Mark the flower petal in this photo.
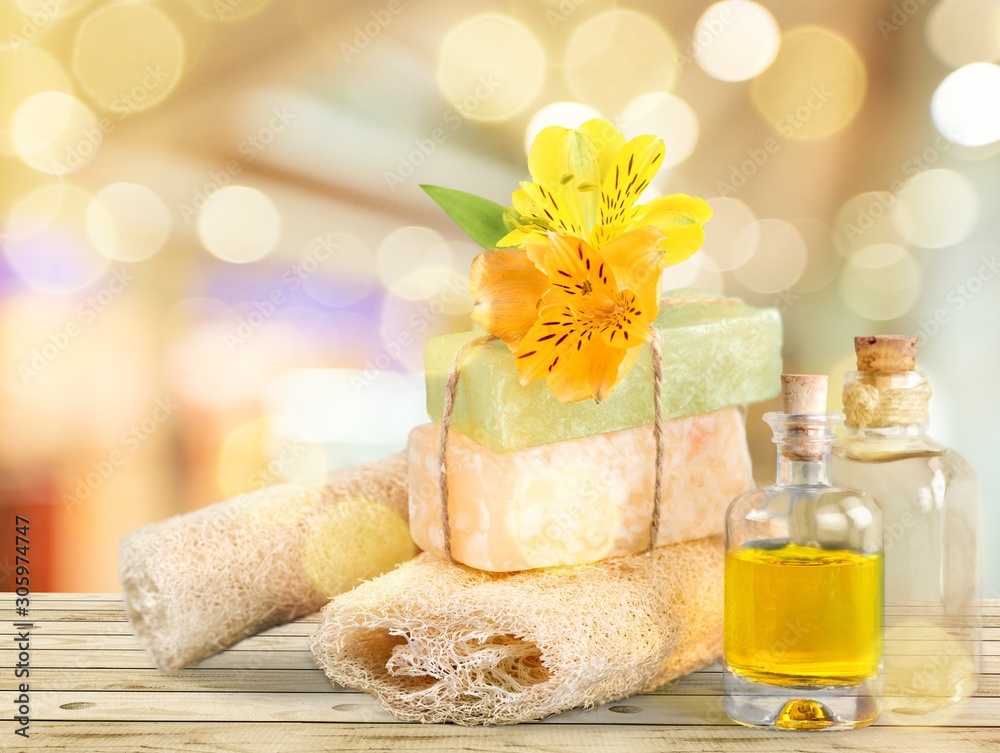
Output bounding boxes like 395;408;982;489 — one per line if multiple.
544;336;627;403
539;234;618;315
633;194;713;267
470;249;549;349
598;289;655;349
576;119;627;180
597;226;665;316
520;181;589;239
599;134;665;227
528;125;607;232
513;303;583;384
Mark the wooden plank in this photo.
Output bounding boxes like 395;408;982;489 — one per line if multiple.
0;649;321;670
24;633;311;651
10;722;999;753
0;608;323;623
0;619;318;636
4;650;1000;676
4;665;998;700
20;689;1000;727
4;722;1000;753
0;667;346;693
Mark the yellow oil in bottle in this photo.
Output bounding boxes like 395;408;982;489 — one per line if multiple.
725;543;882;687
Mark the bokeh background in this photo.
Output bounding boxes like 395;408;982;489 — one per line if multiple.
0;0;997;593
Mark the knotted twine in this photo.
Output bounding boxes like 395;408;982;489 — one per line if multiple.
436;295;740;561
842;380;932;429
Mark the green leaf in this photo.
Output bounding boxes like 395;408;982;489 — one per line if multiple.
421;185;510;249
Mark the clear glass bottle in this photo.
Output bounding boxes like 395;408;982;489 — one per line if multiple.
724;374;883;731
832;335;981;715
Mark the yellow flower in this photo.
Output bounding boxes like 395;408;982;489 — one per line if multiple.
499;118;711;266
471;229;663;403
468;119;712;403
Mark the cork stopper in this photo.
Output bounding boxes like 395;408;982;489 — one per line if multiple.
781;374;828;415
855;335;917;372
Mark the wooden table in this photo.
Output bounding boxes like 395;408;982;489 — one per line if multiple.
2;594;998;752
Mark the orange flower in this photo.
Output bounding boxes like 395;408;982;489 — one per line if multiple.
472;230;662;402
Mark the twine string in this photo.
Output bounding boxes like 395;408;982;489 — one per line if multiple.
438;334;497;559
647;327;664;553
843;381;932;429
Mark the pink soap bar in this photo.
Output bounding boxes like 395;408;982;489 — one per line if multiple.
408;407;752;571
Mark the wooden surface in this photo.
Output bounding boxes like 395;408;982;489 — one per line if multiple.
1;594;998;752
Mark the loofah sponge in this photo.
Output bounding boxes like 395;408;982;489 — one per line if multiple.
311;536;723;725
120;453;417;672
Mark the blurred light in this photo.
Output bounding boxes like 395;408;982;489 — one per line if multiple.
833;191;905;257
839;244;923;320
376;226;453;300
694;1;780;82
86;183;172;262
790;218;841;293
216;417;328;499
183;0;272;23
437;14;546;122
15;0;92;17
217;418;278;499
524;101;602;154
700;197;758;271
619;92;699;169
564;9;679;115
197;186;281;263
73;3;185;113
0;45;71;155
299;232;378;308
931;63;1000;146
12;91;101;175
733;219;807;293
167;317;308;407
752;26;866;141
827;352;860;413
3;183;110;293
266;368;426;445
379;294;466;371
951;139;1000;161
510;0;616;51
926;0;1000;69
441;240;478;315
662;252;724;294
891;169;979;249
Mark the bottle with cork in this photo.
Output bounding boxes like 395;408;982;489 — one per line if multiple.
724;374;883;731
832;335;982;714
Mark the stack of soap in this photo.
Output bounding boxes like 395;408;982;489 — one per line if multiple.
425;290;783;452
410;408;751;571
413;292;783;571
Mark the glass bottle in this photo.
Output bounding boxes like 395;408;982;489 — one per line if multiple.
724;374;883;731
832;335;981;715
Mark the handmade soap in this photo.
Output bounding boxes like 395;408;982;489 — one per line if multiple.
409;407;752;571
425;290;782;452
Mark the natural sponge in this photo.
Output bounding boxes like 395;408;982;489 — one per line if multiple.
120;453;416;672
310;536;723;725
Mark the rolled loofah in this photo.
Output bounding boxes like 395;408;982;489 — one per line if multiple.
120;453;417;672
310;536;723;725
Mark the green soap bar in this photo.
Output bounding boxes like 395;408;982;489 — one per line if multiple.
425;289;783;452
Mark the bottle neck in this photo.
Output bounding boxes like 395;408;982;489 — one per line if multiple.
842;370;931;434
775;443;832;487
764;411;842;488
